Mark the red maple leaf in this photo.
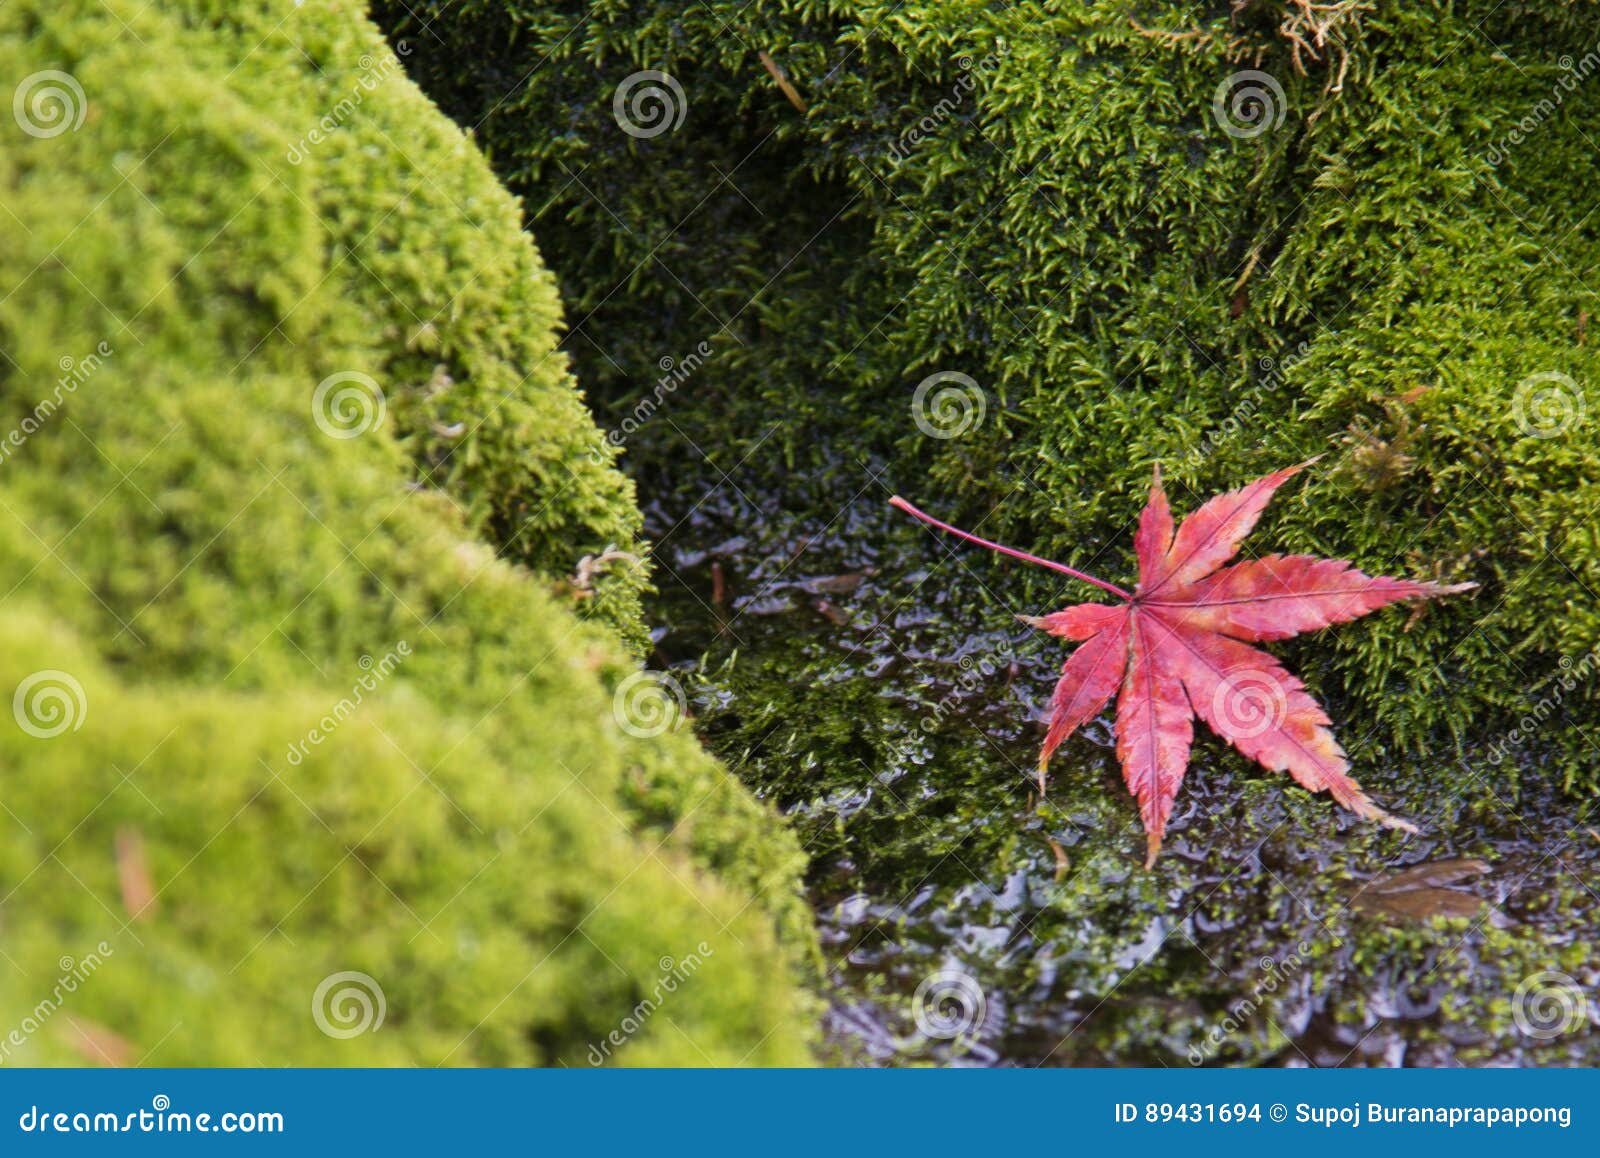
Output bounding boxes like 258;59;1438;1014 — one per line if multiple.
890;461;1476;867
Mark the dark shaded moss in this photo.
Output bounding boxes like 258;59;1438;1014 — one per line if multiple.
380;0;1600;782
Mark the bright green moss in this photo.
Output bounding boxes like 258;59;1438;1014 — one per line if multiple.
0;0;814;1064
380;0;1600;784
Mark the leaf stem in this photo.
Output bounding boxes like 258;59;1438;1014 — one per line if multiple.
888;496;1133;601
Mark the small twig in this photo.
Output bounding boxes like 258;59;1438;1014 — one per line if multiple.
61;1018;136;1067
116;826;156;921
1048;838;1070;882
573;546;643;594
758;50;807;113
1231;244;1264;294
1128;17;1213;50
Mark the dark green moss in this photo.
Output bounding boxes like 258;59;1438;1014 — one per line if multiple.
379;0;1600;783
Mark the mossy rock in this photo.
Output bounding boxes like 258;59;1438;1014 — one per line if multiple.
0;0;814;1064
640;482;1600;1066
379;0;1600;784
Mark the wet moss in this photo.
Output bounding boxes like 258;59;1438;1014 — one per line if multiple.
640;475;1597;1065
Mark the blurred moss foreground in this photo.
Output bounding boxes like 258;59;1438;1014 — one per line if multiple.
380;0;1600;785
0;0;814;1064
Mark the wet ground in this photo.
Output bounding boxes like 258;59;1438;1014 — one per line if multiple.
639;453;1600;1067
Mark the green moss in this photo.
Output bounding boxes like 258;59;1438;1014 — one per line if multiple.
379;0;1600;784
0;0;813;1064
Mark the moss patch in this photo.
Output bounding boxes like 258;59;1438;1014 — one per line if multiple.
0;0;813;1064
642;477;1599;1065
380;0;1600;782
